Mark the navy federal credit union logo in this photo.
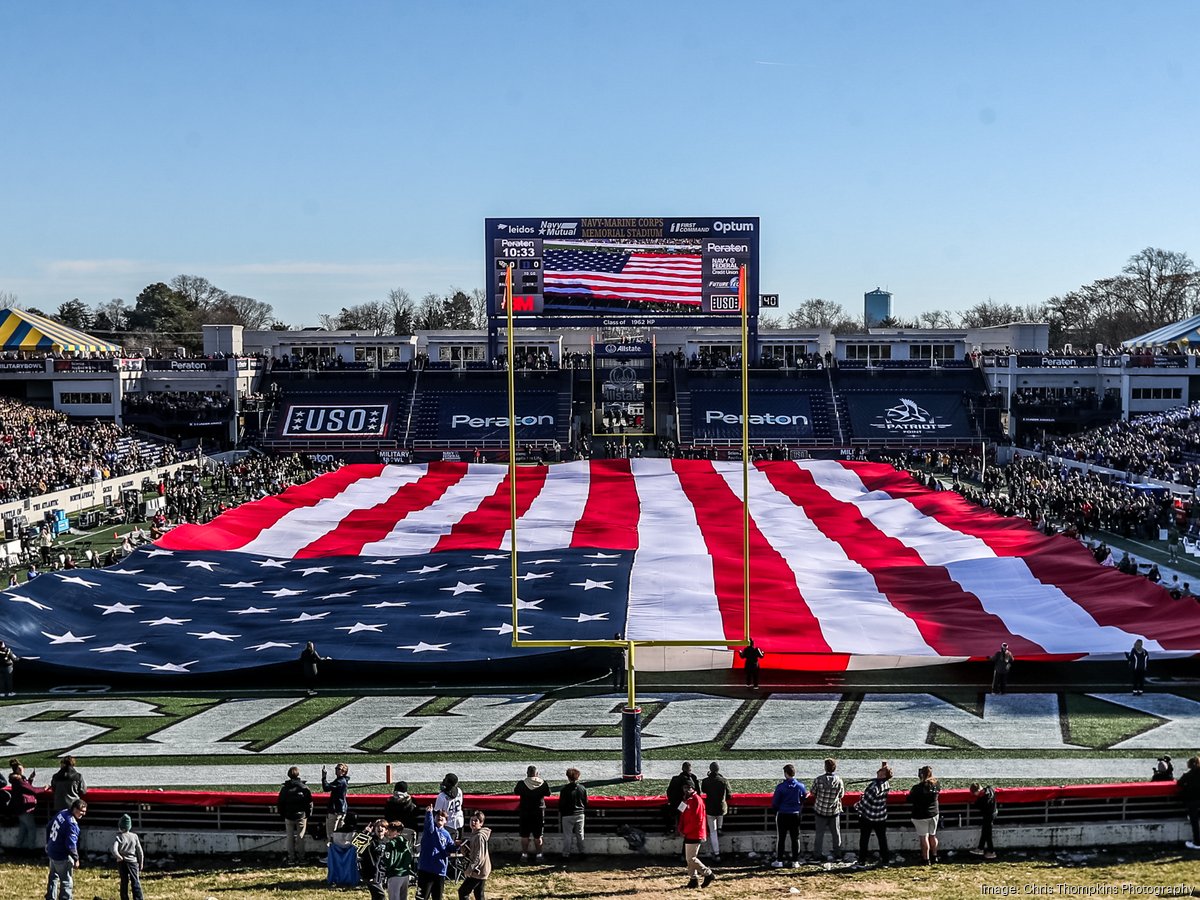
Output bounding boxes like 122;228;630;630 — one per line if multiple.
283;404;390;437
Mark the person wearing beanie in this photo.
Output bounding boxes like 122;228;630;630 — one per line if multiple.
434;773;464;839
111;813;145;900
384;780;420;843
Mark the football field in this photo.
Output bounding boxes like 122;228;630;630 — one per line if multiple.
4;680;1196;793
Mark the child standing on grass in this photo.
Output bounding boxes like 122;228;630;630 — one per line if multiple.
111;813;145;900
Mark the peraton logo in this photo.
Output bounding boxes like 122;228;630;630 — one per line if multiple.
870;398;952;432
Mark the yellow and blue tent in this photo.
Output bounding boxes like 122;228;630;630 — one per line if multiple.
0;308;120;354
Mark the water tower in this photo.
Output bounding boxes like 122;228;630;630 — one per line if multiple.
864;287;892;328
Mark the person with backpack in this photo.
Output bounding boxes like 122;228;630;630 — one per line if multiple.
277;765;313;865
968;783;998;859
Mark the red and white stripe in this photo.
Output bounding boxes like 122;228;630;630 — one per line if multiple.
158;459;1200;663
544;252;703;305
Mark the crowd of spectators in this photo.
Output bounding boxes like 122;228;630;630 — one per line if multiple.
0;399;183;501
122;390;234;422
1036;402;1200;486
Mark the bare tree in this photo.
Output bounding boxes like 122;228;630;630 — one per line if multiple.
470;288;488;328
786;298;860;333
0;291;17;309
386;288;415;335
226;295;277;330
916;309;957;329
1121;247;1199;329
415;292;447;330
170;274;229;312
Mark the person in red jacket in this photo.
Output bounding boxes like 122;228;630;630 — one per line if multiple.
678;782;715;889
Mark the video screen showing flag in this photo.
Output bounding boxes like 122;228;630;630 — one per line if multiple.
543;244;703;310
486;217;759;328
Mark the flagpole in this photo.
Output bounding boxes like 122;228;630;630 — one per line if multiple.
505;266;520;642
740;263;751;645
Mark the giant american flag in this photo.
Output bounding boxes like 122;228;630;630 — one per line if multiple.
543;247;702;305
2;459;1196;676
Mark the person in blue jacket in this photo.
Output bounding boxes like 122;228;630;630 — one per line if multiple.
770;764;807;868
417;804;455;900
45;799;87;900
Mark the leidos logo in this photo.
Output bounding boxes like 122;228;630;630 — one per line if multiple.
497;223;535;235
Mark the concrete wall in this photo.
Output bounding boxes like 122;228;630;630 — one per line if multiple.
9;819;1183;859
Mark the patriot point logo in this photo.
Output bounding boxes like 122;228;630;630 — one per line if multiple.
870;398;951;432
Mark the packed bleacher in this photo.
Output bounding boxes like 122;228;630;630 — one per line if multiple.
1036;401;1200;485
122;390;234;422
0;399;184;501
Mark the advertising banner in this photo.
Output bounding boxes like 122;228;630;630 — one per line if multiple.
844;392;973;440
281;403;392;438
689;390;815;440
436;393;559;441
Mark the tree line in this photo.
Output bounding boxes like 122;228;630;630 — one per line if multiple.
2;247;1196;352
763;247;1200;348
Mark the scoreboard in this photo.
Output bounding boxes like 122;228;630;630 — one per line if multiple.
486;217;760;329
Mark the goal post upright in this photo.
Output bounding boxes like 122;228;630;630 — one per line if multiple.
505;263;754;779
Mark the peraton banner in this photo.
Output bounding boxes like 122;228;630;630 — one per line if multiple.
437;395;559;441
690;391;815;439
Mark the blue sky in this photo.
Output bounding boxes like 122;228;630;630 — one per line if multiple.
1;1;1197;327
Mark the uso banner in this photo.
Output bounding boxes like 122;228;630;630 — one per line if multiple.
282;403;392;438
844;392;972;440
436;393;559;441
690;390;815;440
